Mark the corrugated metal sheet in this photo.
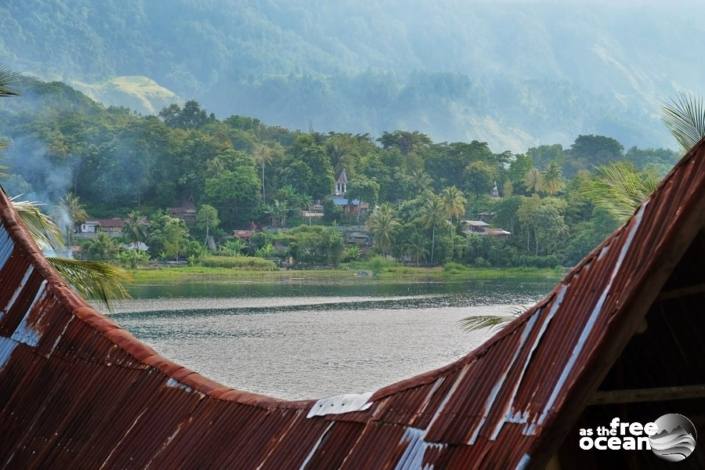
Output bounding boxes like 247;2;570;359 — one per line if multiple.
2;140;705;469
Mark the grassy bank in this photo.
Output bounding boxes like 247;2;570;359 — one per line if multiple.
126;264;565;285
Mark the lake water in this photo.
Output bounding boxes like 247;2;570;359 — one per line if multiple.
106;280;554;400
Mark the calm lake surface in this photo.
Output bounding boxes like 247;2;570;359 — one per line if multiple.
106;279;554;400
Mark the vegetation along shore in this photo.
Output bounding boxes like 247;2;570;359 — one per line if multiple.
125;263;565;286
0;76;683;298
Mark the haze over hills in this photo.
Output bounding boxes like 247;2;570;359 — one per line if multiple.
1;0;703;151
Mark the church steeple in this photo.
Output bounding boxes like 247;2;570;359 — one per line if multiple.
335;168;348;196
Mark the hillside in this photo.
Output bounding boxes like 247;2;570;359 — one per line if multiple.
71;76;181;115
1;0;701;151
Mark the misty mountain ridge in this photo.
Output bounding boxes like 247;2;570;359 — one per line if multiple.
2;0;704;151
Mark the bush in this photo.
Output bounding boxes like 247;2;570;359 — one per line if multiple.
117;249;150;268
81;233;120;261
255;243;274;258
443;261;468;273
218;239;247;256
199;255;277;270
248;231;274;255
342;245;362;262
185;240;207;261
277;225;344;266
366;255;398;276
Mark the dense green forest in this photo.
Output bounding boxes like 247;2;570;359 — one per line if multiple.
0;77;679;269
1;0;704;150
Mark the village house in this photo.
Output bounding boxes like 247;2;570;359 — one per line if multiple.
95;218;125;235
232;229;255;241
331;196;369;216
462;219;490;234
301;202;324;221
77;218;126;238
168;200;197;224
330;168;370;216
78;220;99;234
461;219;511;238
340;225;372;247
123;241;149;252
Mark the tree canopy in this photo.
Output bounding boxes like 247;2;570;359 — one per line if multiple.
0;76;682;270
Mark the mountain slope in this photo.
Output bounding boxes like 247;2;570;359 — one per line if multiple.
71;76;181;115
1;0;702;151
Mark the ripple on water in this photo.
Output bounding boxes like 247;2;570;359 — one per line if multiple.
109;281;552;399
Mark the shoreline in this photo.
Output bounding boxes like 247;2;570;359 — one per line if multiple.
125;265;565;286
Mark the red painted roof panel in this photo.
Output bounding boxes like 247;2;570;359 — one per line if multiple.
2;141;705;468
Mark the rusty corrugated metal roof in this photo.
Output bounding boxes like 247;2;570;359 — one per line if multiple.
2;140;705;469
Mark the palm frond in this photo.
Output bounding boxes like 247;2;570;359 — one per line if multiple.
461;306;527;333
48;257;131;309
11;198;129;308
0;67;19;97
460;315;513;332
1;137;8;178
663;93;705;151
11;197;64;249
579;163;659;221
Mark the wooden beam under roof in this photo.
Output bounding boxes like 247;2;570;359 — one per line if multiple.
589;384;705;405
657;283;705;301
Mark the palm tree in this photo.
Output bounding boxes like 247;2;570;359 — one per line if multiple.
195;205;219;246
62;192;87;223
523;168;544;195
441;186;466;258
1;69;129;307
83;233;120;260
542;162;564;195
60;192;87;245
253;144;275;202
265;199;288;228
418;192;448;264
409;170;433;194
663;93;705;151
462;94;705;335
122;211;146;247
441;186;466;223
367;204;399;256
403;231;428;266
516;195;541;253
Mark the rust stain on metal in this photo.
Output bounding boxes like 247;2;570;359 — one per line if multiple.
2;141;705;468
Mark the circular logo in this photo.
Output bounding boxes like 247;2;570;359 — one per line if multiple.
649;413;697;462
